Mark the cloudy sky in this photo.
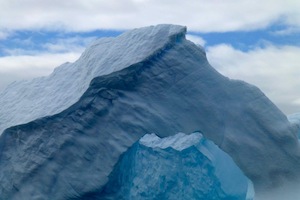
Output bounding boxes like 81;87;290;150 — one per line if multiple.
1;0;300;114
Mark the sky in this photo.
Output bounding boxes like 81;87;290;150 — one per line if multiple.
1;0;300;114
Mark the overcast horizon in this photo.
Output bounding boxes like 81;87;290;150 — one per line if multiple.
1;0;300;114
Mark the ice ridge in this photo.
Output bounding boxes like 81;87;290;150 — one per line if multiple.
0;24;187;134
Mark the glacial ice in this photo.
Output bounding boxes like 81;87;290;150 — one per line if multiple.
0;24;299;199
97;132;249;199
0;25;186;134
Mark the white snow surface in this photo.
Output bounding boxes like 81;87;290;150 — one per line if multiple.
0;24;186;134
140;132;202;151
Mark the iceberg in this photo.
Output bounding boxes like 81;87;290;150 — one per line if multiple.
0;24;299;199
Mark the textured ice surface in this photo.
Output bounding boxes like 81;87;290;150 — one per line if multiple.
0;24;185;134
140;133;254;199
0;24;299;199
97;132;248;200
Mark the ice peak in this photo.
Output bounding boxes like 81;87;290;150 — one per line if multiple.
0;24;187;134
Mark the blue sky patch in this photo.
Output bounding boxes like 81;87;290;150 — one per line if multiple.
1;24;299;58
0;30;123;56
189;24;300;51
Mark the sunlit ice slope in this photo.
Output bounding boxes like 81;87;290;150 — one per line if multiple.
0;24;185;134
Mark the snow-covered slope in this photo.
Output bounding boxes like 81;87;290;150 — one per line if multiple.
0;24;299;199
0;24;185;134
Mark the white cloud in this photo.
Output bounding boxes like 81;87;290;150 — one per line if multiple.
42;36;96;53
0;30;10;40
206;44;300;114
0;35;96;90
0;53;81;90
186;34;206;47
0;0;300;33
2;35;95;57
271;26;300;35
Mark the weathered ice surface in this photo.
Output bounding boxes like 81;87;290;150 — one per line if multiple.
95;132;248;200
0;25;185;134
0;24;299;199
